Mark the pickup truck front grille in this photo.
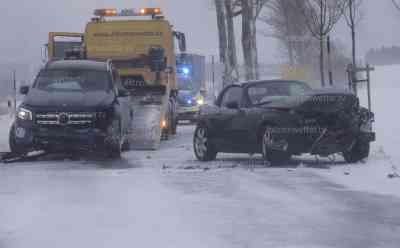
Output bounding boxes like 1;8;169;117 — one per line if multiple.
36;112;95;126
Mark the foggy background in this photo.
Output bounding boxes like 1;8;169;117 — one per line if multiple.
0;0;399;96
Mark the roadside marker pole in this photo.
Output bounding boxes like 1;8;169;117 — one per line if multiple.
212;55;216;99
366;64;372;112
327;36;333;86
13;70;17;115
347;64;374;112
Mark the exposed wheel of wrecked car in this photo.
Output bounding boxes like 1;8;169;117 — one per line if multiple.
262;126;291;165
9;124;29;157
343;138;370;163
193;125;217;161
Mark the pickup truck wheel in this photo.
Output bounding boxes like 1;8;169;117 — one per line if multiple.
262;127;291;166
121;139;130;152
343;139;370;163
108;121;122;159
109;143;121;158
9;124;29;156
193;125;217;161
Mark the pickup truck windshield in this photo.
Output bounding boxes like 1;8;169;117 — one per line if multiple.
35;70;111;92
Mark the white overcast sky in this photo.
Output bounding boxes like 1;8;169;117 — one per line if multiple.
1;0;400;65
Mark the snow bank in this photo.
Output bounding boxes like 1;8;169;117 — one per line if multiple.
0;114;13;152
316;65;400;198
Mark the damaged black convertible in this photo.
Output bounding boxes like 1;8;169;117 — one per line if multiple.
193;80;375;164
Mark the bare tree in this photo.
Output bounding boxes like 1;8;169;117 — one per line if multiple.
392;0;400;11
225;0;240;82
260;0;310;65
215;0;269;82
297;0;346;87
343;0;364;68
214;0;240;86
240;0;269;80
214;0;231;87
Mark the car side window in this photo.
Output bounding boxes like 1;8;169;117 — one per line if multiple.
220;86;243;108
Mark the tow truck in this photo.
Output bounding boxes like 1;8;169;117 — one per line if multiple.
46;7;187;150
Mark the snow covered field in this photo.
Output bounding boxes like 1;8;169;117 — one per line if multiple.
315;65;400;198
0;65;399;248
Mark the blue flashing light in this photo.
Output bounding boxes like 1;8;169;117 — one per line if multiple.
182;67;190;75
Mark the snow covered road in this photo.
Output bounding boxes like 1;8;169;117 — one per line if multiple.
2;64;400;247
1;125;400;248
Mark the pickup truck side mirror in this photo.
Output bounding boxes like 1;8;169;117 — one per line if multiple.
20;86;29;95
174;32;186;52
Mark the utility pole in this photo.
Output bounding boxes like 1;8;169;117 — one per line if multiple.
12;70;17;115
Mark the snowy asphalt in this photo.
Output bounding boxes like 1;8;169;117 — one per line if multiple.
0;125;399;248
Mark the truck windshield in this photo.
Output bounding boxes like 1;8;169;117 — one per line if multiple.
35;70;111;92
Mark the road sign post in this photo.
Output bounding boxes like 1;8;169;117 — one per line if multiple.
347;64;374;112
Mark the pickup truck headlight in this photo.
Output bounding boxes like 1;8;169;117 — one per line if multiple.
96;112;108;120
17;107;33;121
196;98;205;106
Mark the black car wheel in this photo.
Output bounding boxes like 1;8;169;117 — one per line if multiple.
9;124;29;156
193;125;217;161
262;127;291;165
343;139;370;163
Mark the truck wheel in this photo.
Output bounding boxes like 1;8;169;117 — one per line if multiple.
171;118;178;135
343;139;370;163
170;97;178;135
9;124;28;156
261;127;291;166
193;125;217;161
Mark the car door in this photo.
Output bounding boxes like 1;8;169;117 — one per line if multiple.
230;87;263;152
213;86;246;151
